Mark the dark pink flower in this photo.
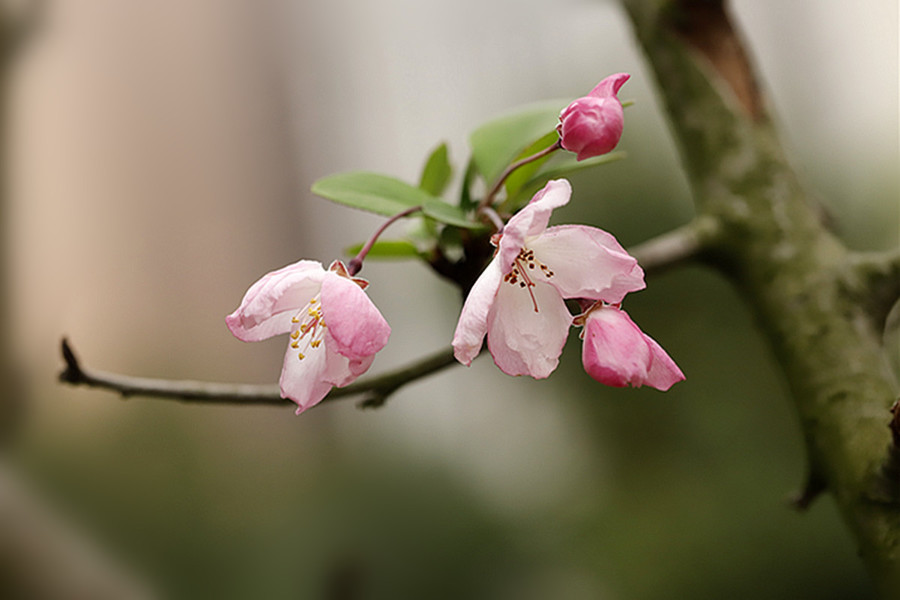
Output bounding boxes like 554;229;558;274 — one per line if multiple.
580;302;684;391
226;260;390;413
557;73;629;161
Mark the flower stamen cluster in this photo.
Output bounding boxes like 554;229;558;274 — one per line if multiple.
289;298;327;360
503;248;554;313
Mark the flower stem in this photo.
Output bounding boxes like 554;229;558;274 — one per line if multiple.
476;139;562;213
479;206;506;233
347;205;422;276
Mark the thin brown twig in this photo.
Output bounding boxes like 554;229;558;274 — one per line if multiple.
57;220;713;410
59;338;457;410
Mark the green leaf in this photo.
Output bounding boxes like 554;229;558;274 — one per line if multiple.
459;158;478;211
422;198;482;229
505;151;627;209
418;142;453;197
344;240;422;260
503;130;559;199
469;99;565;185
311;172;436;216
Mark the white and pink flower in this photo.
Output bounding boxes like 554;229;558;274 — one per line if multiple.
453;179;645;378
226;260;390;413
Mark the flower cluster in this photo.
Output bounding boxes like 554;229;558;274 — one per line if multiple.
226;73;682;413
452;179;683;389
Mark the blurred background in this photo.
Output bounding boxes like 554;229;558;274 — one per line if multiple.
2;0;897;598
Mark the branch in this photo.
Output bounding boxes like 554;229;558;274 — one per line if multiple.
627;215;720;276
59;338;458;410
622;0;900;586
846;249;900;330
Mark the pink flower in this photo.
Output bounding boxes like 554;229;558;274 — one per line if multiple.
452;179;645;378
557;73;629;161
580;302;684;391
226;260;390;413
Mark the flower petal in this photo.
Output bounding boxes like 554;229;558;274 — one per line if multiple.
643;335;686;392
530;225;645;303
486;280;573;378
452;257;504;366
226;260;325;342
581;306;650;387
498;179;572;270
581;305;683;391
279;336;336;414
319;272;391;360
587;72;630;99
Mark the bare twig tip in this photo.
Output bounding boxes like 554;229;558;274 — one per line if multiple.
58;337;84;384
789;474;827;512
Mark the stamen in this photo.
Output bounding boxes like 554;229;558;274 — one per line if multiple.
502;246;554;313
289;296;329;360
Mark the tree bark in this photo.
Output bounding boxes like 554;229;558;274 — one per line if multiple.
620;0;900;590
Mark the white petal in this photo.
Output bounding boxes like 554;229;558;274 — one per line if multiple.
497;179;572;270
226;260;326;342
279;336;334;414
452;258;503;365
529;225;645;302
486;279;573;378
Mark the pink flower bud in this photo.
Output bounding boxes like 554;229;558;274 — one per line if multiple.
557;73;630;161
580;303;684;391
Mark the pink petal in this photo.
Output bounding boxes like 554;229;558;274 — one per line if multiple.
581;306;683;391
498;179;572;270
529;225;645;303
587;72;630;99
558;97;624;160
486;280;573;378
319;272;391;360
643;335;686;391
226;260;325;342
452;258;504;366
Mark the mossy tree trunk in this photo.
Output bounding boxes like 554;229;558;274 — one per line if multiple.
620;0;900;590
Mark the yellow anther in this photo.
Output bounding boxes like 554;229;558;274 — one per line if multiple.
309;298;317;304
291;316;300;323
290;330;300;340
311;340;321;348
308;307;319;317
291;341;299;349
297;352;305;360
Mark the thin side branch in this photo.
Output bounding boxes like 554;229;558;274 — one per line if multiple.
847;249;900;329
879;399;900;502
628;215;720;276
59;339;458;410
